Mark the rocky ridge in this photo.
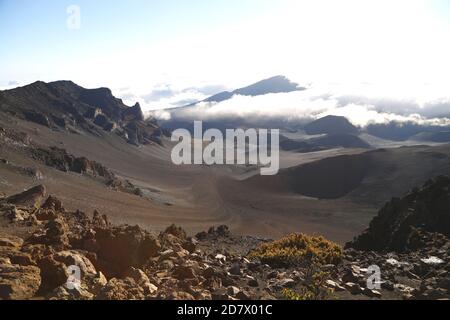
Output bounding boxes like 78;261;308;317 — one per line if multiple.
0;81;168;146
347;175;450;252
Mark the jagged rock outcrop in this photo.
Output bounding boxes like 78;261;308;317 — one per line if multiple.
122;103;144;122
83;107;101;119
28;217;70;247
93;114;116;131
29;146;143;197
24;111;51;128
51;115;67;129
30;147;115;180
347;176;450;251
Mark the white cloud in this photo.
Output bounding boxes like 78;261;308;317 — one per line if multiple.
157;82;450;127
117;83;228;112
142;85;175;102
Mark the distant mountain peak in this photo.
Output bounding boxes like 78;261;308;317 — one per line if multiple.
195;75;304;105
49;80;78;86
304;115;359;135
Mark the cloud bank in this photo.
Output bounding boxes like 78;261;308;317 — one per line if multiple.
154;83;450;128
118;83;229;112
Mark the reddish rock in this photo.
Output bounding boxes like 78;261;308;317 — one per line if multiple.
90;225;161;277
0;264;41;299
173;265;196;280
96;278;146;300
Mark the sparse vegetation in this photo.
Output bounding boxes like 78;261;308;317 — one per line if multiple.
249;233;343;267
283;268;333;300
282;288;304;300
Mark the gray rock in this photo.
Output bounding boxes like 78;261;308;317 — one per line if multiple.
363;288;382;298
247;279;259;287
236;290;251;300
325;280;345;291
344;282;362;295
342;270;360;283
277;278;296;288
229;263;241;276
227;286;240;296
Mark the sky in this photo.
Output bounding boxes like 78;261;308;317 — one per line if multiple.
1;0;450;120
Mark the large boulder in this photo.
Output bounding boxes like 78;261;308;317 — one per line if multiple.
4;185;46;208
87;225;161;277
28;217;70;247
38;250;97;293
41;196;65;212
52;250;97;276
162;224;187;240
0;264;41;299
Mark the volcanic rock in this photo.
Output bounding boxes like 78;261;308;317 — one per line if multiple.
4;185;46;207
0;264;41;299
88;225;161;277
24;111;51;127
96;278;146;300
347;176;450;251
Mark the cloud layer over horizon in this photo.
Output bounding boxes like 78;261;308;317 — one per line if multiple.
151;82;450;128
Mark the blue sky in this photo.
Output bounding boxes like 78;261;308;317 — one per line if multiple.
1;0;450;111
0;0;278;82
0;0;291;107
0;0;274;56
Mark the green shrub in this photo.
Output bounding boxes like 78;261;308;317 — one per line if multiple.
282;270;334;300
282;288;305;300
249;233;342;267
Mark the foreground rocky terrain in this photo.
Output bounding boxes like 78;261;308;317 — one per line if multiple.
0;176;448;300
